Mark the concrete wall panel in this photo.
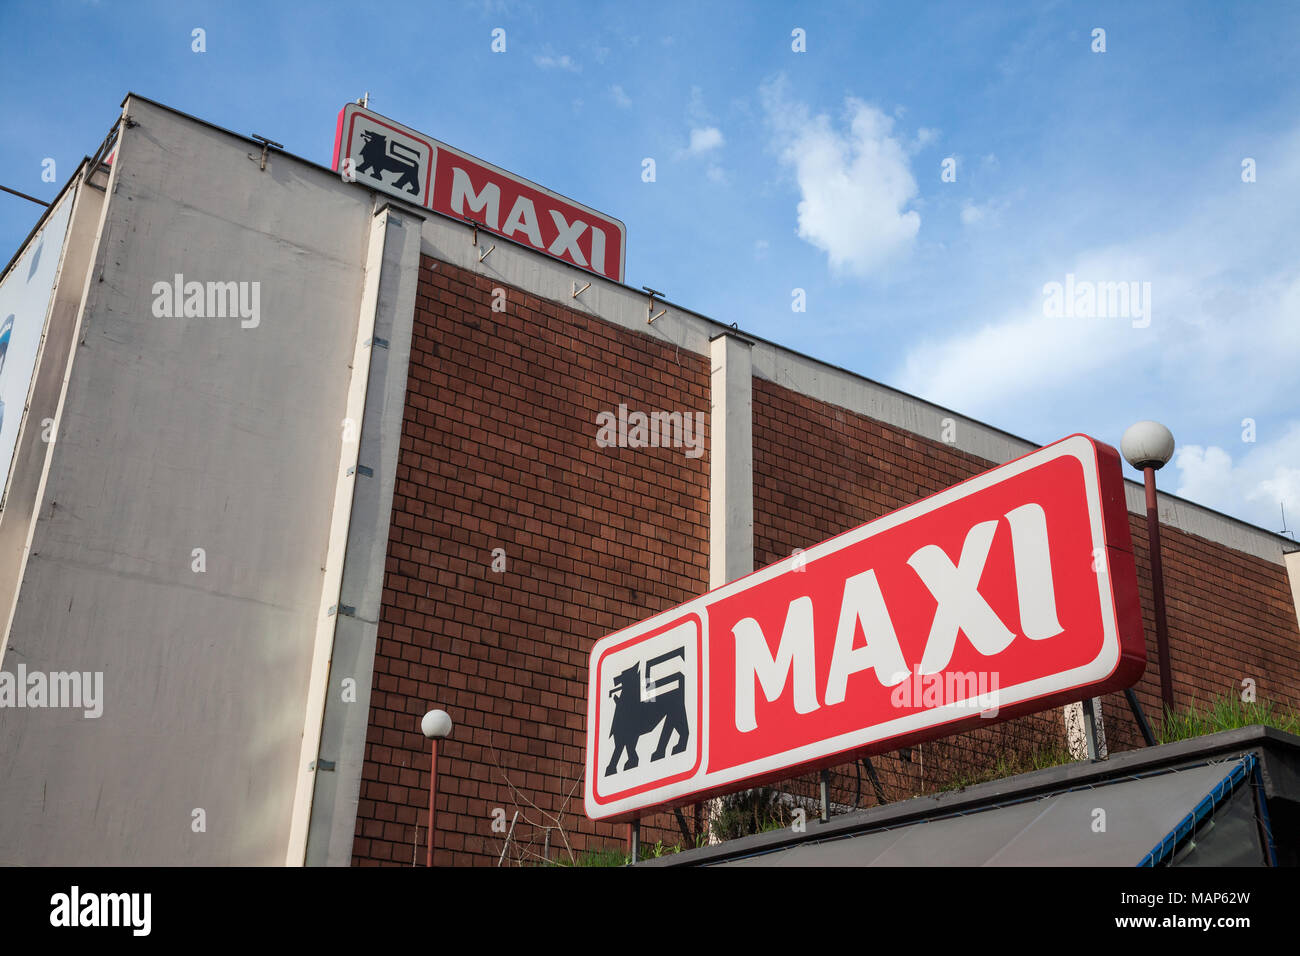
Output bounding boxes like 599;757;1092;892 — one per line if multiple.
0;97;374;864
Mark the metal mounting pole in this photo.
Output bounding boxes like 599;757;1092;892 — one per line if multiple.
0;184;50;207
861;758;890;805
426;740;439;867
1125;688;1157;746
1082;697;1100;759
673;808;692;843
819;770;830;823
643;286;666;324
630;820;641;863
1144;466;1176;714
250;134;283;172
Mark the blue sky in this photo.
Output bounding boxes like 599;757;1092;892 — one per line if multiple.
2;0;1298;535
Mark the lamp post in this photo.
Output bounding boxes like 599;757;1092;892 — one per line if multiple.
1121;421;1177;716
420;708;453;868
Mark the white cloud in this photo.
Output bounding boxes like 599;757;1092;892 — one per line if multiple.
911;127;940;151
960;197;1006;228
686;86;713;126
896;302;1155;414
684;127;724;155
534;53;580;72
610;84;632;108
960;201;985;226
893;124;1300;440
675;90;727;176
1171;445;1236;507
1173;423;1300;533
761;77;921;278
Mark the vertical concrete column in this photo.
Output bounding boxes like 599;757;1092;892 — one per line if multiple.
706;331;754;843
709;332;754;588
291;203;422;865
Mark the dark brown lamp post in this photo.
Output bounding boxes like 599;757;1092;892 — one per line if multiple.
420;708;454;867
1121;421;1177;716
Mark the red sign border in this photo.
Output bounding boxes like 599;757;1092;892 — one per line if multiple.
331;103;627;282
584;434;1146;822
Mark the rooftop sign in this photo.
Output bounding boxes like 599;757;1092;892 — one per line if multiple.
331;103;627;282
584;434;1146;822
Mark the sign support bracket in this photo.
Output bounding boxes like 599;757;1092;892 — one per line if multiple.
861;758;890;806
642;286;666;324
1124;687;1157;746
673;808;692;844
249;134;283;172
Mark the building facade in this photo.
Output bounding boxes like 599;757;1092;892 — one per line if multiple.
1;94;1298;866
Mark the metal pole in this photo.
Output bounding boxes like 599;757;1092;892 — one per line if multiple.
426;740;438;868
0;183;50;207
630;820;640;863
1081;697;1100;759
819;769;830;823
1144;467;1175;714
1125;688;1157;746
861;758;889;805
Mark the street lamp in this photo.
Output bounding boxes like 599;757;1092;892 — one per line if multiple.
1121;421;1176;716
420;708;453;868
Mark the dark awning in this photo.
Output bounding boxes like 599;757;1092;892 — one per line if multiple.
644;727;1300;867
714;755;1267;867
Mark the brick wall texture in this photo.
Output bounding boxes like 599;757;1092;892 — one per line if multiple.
351;254;1300;865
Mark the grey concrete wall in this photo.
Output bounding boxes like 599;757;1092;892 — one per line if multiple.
0;97;374;864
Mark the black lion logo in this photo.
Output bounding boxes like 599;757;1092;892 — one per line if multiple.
604;647;689;776
355;130;421;195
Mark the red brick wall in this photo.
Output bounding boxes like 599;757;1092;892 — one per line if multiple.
351;256;709;866
353;256;1300;864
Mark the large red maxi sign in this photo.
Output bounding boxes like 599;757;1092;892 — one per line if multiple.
331;103;627;282
584;434;1146;821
